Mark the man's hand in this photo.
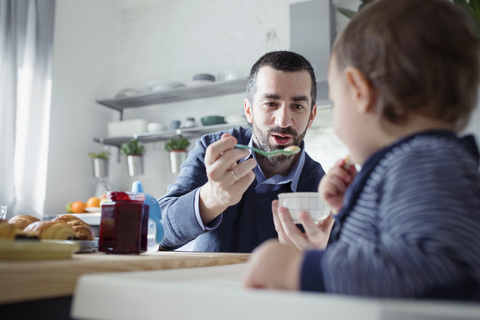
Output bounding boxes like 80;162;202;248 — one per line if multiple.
318;158;357;214
199;133;257;224
243;239;303;290
272;200;334;250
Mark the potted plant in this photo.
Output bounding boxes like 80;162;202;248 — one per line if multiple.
120;139;146;176
165;137;190;174
88;151;110;178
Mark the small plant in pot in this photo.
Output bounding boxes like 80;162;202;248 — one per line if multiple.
165;137;190;174
88;151;110;178
120;139;146;176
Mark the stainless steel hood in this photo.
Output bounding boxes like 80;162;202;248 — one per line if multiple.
290;0;335;107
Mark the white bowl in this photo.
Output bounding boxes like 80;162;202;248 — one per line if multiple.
224;114;246;124
277;192;330;223
147;122;165;132
147;82;185;91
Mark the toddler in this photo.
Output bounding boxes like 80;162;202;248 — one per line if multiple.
244;0;480;300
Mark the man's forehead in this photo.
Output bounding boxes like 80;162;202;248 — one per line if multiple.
255;66;312;101
256;65;310;79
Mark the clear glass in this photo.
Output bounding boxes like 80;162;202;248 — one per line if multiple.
0;205;7;221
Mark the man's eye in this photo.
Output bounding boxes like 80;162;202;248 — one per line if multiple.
265;102;276;107
292;104;305;110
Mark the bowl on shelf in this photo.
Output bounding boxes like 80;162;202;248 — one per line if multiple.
193;73;215;82
115;88;139;98
277;192;330;223
147;82;185;92
201;116;226;126
224;114;246;124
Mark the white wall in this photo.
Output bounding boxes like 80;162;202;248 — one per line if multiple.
44;0;120;214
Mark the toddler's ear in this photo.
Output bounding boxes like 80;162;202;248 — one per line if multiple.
344;67;376;114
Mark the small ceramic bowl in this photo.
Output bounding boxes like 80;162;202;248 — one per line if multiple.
201;116;226;126
277;192;330;223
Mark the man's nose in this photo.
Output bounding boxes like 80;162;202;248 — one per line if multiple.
274;105;293;128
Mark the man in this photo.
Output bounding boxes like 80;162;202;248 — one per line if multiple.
159;51;325;253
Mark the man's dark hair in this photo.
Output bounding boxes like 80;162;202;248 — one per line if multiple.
246;51;317;109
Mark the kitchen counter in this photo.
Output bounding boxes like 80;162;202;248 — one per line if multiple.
0;251;249;305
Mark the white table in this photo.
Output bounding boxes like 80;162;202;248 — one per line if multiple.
71;263;480;320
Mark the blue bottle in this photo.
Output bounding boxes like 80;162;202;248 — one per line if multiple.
131;181;164;252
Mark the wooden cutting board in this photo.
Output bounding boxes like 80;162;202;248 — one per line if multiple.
0;251;249;305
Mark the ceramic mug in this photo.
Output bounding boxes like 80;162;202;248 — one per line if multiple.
170;120;181;130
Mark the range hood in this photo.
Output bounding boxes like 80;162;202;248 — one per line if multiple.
290;0;335;107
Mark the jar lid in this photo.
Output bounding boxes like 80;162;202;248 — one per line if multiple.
106;191;145;203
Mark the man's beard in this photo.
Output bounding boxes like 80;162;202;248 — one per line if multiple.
251;122;307;165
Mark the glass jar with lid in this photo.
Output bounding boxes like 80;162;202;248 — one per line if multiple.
99;191;149;254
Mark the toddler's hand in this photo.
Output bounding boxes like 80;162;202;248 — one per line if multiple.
318;158;357;214
243;239;303;290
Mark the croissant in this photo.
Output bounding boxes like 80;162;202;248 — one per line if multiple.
52;215;95;240
0;222;19;240
24;221;77;240
52;214;82;224
70;224;95;240
8;215;40;231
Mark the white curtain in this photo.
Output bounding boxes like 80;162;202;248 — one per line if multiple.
0;0;55;219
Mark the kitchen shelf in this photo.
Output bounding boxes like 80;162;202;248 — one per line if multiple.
97;78;249;115
96;79;331;115
93;122;252;148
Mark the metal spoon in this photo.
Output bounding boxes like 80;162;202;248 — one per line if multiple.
235;144;301;156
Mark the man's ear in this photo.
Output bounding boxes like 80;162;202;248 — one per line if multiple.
244;98;254;123
306;104;317;129
344;67;375;114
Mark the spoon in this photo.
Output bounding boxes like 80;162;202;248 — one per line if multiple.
235;144;301;156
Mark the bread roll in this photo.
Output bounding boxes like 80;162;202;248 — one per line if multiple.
52;215;95;240
8;215;40;231
0;222;19;240
24;221;77;240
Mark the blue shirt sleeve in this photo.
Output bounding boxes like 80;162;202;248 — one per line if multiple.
300;250;327;292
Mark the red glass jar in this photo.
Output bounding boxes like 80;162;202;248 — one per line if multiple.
99;191;149;254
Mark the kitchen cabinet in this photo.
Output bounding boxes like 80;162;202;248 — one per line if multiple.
93;78;252;148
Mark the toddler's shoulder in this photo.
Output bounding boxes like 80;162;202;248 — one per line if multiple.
384;134;477;170
376;135;480;195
